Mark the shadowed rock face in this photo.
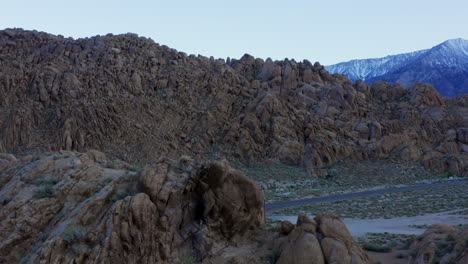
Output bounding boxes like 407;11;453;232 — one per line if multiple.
0;151;264;263
0;28;467;176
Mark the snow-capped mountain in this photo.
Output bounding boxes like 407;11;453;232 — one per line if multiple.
326;38;468;97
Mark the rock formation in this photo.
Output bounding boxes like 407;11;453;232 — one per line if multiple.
409;224;467;264
0;151;372;263
0;151;263;263
277;214;371;264
0;29;466;176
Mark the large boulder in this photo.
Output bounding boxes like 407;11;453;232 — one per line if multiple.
408;82;444;107
196;160;265;237
277;228;325;264
276;214;372;264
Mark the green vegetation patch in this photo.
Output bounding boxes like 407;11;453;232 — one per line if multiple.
34;175;58;185
361;243;392;253
180;257;199;264
63;225;87;244
110;190;131;202
358;232;416;253
35;184;54;198
267;248;282;264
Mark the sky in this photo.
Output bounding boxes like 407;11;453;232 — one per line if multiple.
1;0;467;65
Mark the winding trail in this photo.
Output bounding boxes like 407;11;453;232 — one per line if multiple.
265;180;468;213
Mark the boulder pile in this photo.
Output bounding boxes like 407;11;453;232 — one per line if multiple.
0;151;265;263
409;224;467;264
0;151;372;263
277;214;371;264
0;29;466;175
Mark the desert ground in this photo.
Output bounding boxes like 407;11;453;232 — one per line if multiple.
244;158;468;263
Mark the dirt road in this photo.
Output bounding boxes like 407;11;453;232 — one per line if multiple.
265;180;468;212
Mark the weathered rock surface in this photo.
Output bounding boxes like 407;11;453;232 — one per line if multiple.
0;152;375;263
0;151;265;263
280;220;294;235
409;224;468;264
0;29;466;176
277;213;372;264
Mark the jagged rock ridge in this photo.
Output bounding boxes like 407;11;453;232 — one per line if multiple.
0;28;467;176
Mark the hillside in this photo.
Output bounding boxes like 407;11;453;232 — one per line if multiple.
326;39;468;97
0;28;467;176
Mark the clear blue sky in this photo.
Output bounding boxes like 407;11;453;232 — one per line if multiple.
2;0;467;65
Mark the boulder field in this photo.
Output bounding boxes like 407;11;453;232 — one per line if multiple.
409;224;467;264
1;151;372;263
0;29;466;176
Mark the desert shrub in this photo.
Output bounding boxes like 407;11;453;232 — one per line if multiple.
399;237;415;250
128;165;142;172
267;248;282;264
103;176;113;184
35;184;54;198
440;171;454;179
63;225;87;244
435;240;455;258
263;218;282;232
1;196;12;205
396;252;408;258
362;243;391;253
436;241;448;249
388;240;398;248
70;244;86;255
15;251;30;264
35;175;58;185
110;190;130;202
446;233;455;241
180;257;198;264
39;233;48;241
107;159;121;169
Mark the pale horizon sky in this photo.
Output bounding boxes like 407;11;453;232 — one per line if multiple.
2;0;468;65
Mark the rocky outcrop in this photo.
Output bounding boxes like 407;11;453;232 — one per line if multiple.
277;214;372;264
0;152;376;264
0;29;467;176
409;224;467;264
0;151;265;263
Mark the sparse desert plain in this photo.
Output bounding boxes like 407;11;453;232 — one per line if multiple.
246;158;467;263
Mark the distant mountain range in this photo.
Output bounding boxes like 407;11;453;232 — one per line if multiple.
326;38;468;97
